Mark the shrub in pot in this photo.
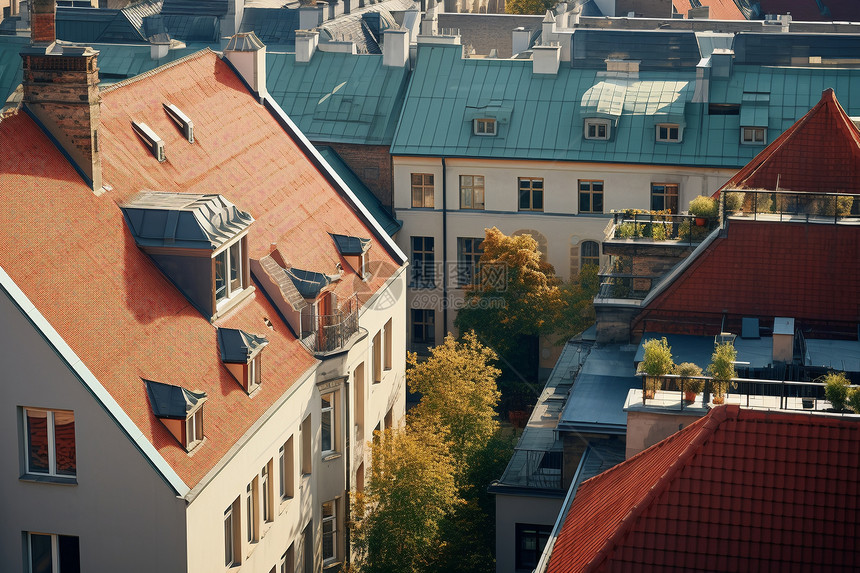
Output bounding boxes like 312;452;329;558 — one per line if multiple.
707;342;737;404
638;337;674;399
823;371;850;411
689;196;717;225
675;362;704;403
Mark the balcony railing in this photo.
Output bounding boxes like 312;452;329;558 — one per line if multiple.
300;294;361;355
721;189;860;224
607;211;719;245
502;447;564;490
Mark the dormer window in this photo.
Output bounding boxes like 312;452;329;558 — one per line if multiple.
217;328;269;394
215;238;247;306
656;124;681;142
330;234;371;281
584;119;610;140
741;127;766;145
474;118;497;136
144;379;208;452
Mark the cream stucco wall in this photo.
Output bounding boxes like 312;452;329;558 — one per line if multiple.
494;492;565;573
0;282;187;572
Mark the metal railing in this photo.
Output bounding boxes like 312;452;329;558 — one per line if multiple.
607;211;719;245
721;189;860;224
596;266;656;300
504;448;564;490
300;294;360;355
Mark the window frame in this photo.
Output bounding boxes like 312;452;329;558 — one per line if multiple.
322;499;337;564
457;237;484;287
459;175;485;210
224;501;240;567
185;406;204;452
261;460;274;525
578;180;604;214
246;354;261;394
383;319;392;371
515;523;552;570
246;478;258;544
321;392;335;456
214;235;248;309
473;118;497;136
23;408;76;479
650;183;680;214
372;331;382;383
741;126;766;145
410;236;436;289
410;173;434;208
580;241;600;270
411;308;435;347
26;532;80;573
280;436;295;501
655;123;681;142
584;118;610;140
518;177;544;212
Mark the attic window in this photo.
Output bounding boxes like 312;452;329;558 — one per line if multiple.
131;121;165;162
584;119;610;140
217;328;269;394
144;379;207;452
215;237;248;307
741;127;766;145
163;103;194;143
330;234;371;280
473;118;497;136
656;124;681;142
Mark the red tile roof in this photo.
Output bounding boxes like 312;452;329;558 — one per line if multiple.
719;88;860;195
0;49;402;489
548;406;860;573
673;0;745;20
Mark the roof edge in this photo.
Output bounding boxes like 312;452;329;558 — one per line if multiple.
0;264;190;497
101;48;215;94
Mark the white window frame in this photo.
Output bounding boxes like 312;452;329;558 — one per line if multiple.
246;479;258;543
26;532;79;573
261;463;271;524
741;126;766;145
322;500;337;563
321;392;335;456
23;408;76;478
584;118;610;140
214;235;246;308
656;123;681;142
185;407;203;451
473;118;497;136
280;436;295;500
224;505;236;567
247;354;261;393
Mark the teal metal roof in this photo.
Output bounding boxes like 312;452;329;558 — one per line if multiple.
391;42;860;169
266;50;410;146
317;146;401;237
0;35;27;103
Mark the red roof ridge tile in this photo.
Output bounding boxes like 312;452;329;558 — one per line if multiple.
100;48;215;95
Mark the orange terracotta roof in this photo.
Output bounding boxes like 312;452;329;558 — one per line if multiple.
0;49;402;490
673;0;745;20
548;406;860;572
719;88;860;195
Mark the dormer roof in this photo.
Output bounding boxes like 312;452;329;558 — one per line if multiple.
145;379;207;420
330;233;370;256
286;267;334;299
224;31;264;52
217;328;269;364
121;191;253;250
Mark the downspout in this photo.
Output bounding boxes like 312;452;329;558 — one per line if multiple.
442;157;448;331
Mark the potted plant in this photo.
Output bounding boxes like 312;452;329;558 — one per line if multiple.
675;362;704;403
723;192;744;214
689;196;717;226
637;337;674;399
707;342;737;405
823;371;850;411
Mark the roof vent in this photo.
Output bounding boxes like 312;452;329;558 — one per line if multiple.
163;103;194;143
132;121;165;162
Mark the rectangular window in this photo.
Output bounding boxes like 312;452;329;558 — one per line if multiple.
584;119;610;140
247;479;258;543
262;460;274;524
742;126;766;144
247;355;261;393
580;241;600;270
280;436;294;500
322;500;337;563
578;180;604;214
301;416;312;475
411;309;435;346
656;124;681;142
650;183;679;214
280;544;295;573
410;236;435;289
518;178;544;211
185;408;203;451
457;237;484;287
411;173;434;208
224;499;240;567
215;239;246;305
459;175;485;210
372;331;382;383
473;118;496;136
27;532;80;573
321;393;334;455
24;408;76;478
383;319;392;370
515;523;552;570
302;522;313;573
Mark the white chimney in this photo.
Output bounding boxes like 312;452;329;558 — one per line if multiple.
772;317;795;363
532;43;560;75
299;5;321;31
512;27;529;57
421;0;439;36
383;28;409;68
542;9;555;43
224;32;269;100
295;30;319;62
149;35;170;60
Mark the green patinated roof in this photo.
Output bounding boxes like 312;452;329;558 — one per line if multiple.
391;42;860;169
0;36;27;104
266;50;410;146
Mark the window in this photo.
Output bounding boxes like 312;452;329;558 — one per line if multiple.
651;183;679;213
372;331;382;383
410;236;435;289
581;241;600;270
457;237;484;287
26;532;80;573
185;407;203;451
473;118;496;136
515;523;552;570
302;522;313;573
322;500;337;563
321;393;334;455
411;309;435;347
411;173;434;208
280;436;294;500
518;178;544;211
355;363;366;440
247;479;258;543
280;544;295;573
656;124;681;142
742;126;766;144
301;416;312;475
459;175;485;209
584;119;610;140
261;460;274;525
247;354;261;393
224;499;240;567
578;180;604;214
383;319;392;370
215;238;246;305
23;409;76;479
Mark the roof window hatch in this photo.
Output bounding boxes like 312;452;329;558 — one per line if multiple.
132;121;166;162
163;103;194;143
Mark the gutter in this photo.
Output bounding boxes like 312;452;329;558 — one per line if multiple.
442;157;448;331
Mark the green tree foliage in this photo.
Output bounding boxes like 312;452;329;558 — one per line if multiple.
554;264;599;342
350;421;460;573
506;0;553;15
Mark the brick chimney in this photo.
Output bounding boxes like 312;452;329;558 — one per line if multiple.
22;2;103;191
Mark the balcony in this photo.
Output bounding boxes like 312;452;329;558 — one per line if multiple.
300;294;365;357
722;189;860;224
605;210;720;247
